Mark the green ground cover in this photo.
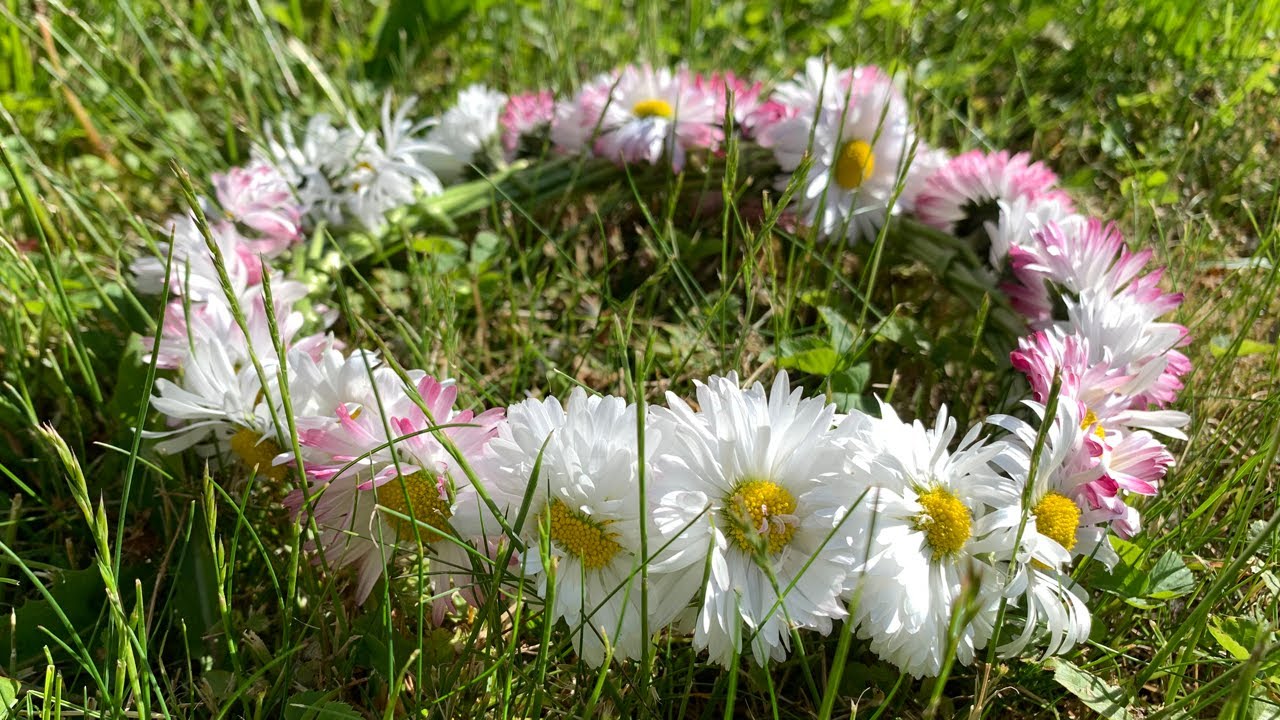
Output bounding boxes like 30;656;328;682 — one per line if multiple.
1;0;1279;717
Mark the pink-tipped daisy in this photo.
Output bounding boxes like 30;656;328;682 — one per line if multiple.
1010;330;1187;533
914;150;1073;244
211;160;304;253
284;350;504;605
694;71;791;139
1005;218;1190;408
558;65;723;170
500;90;555;158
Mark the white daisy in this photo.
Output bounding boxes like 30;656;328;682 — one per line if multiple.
762;64;917;243
255;113;362;226
475;389;702;666
835;402;1014;678
130;215;252;302
650;373;855;667
422;84;509;180
145;297;280;457
769;57;853;113
983;402;1117;658
342;94;448;230
984;194;1082;270
986;402;1119;572
1060;288;1189;405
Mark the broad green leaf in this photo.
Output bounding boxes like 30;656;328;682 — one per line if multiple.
1207;618;1254;661
1044;658;1136;720
0;676;20;714
830;363;872;394
469;230;504;269
829;363;874;412
284;691;362;720
871;315;929;353
1207;616;1274;666
777;346;841;376
1209;335;1275;358
1251;694;1280;720
0;566;108;666
1092;537;1150;604
818;306;859;355
776;336;843;376
1147;551;1195;600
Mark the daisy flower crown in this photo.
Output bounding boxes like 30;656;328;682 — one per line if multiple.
133;57;1190;679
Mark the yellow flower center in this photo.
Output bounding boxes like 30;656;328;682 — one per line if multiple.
913;486;972;557
1080;408;1107;441
376;471;453;543
548;499;623;570
833;140;876;190
229;429;288;482
1033;491;1081;552
723;479;798;555
632;98;674;119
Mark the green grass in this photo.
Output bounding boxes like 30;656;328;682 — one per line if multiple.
2;0;1280;717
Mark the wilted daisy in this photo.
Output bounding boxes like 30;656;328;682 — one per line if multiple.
650;373;854;667
423;84;510;180
475;389;703;666
762;63;919;243
563;65;722;170
996;560;1092;660
835;402;1013;678
914;150;1073;242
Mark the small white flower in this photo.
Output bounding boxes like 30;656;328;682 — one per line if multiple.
145;298;283;456
651;373;855;667
475;389;702;666
422;84;509;180
984;194;1082;269
983;402;1115;659
130;215;253;302
256;114;362;226
835;402;1014;678
769;57;853;114
762;63;918;243
342;95;448;230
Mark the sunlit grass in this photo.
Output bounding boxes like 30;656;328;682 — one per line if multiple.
1;0;1278;717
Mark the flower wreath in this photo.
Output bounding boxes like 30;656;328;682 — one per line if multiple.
134;58;1190;678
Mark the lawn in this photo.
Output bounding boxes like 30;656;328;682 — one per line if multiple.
1;0;1279;717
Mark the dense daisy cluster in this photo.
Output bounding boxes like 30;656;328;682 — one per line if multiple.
134;57;1190;678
